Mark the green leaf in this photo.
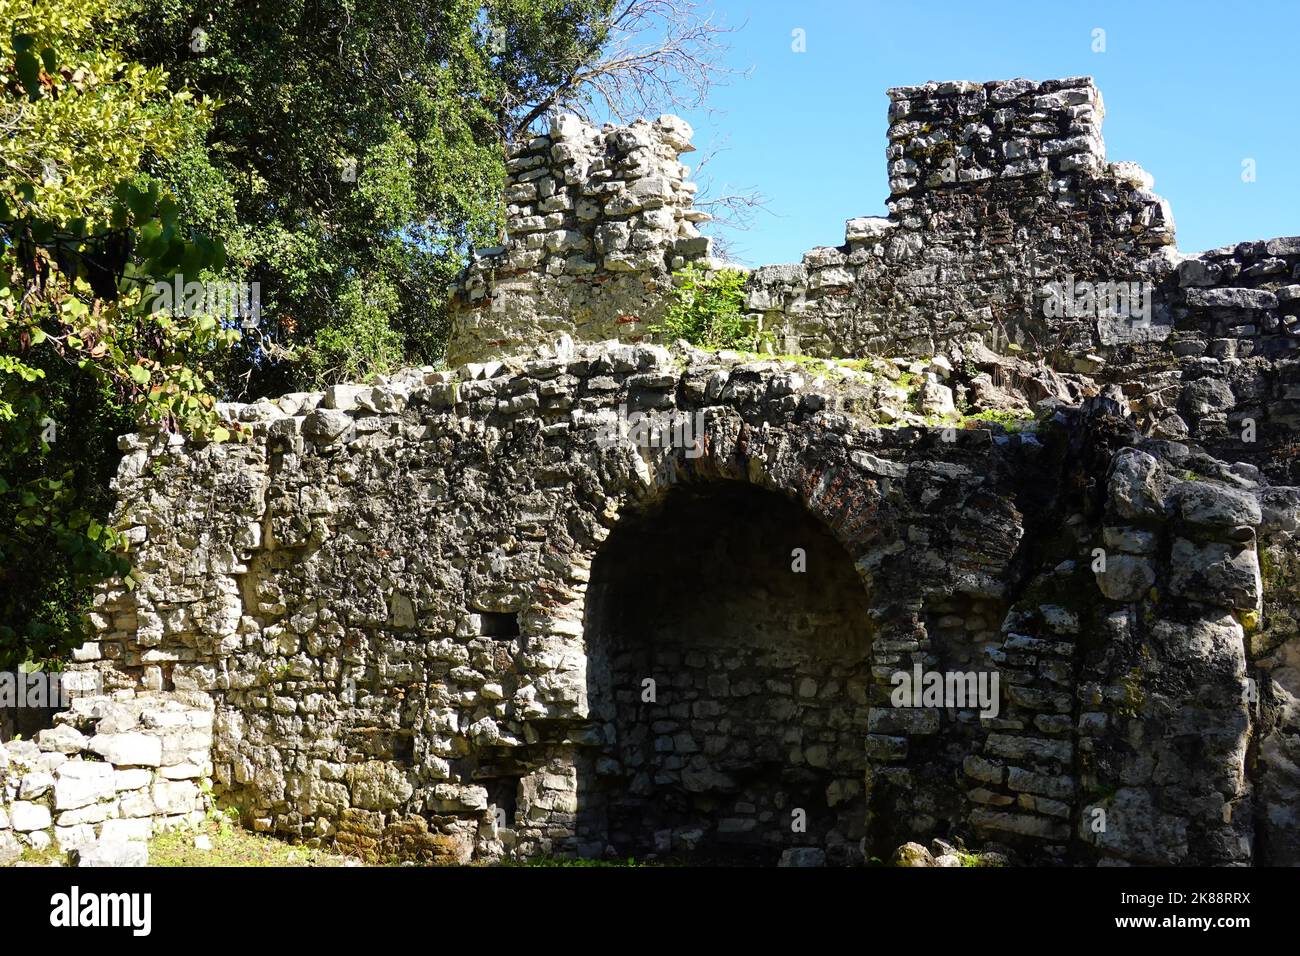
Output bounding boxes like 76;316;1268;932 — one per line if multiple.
156;195;179;229
179;239;209;279
128;364;150;385
136;219;164;257
126;188;154;221
16;50;43;99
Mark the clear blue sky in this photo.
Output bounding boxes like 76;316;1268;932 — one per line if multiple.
656;0;1300;266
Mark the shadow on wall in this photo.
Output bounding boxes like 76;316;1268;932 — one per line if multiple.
576;480;875;865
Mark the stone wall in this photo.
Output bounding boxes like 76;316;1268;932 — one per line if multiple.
1114;237;1300;484
746;77;1175;361
0;693;212;865
449;77;1178;366
17;75;1300;867
49;331;1297;865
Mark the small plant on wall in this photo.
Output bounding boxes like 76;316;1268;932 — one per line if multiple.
653;264;770;351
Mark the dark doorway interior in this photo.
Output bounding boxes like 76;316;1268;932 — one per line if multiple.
579;481;874;865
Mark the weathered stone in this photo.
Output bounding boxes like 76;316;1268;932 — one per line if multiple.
302;408;353;444
1168;538;1261;610
11;801;52;831
54;762;117;810
1108;449;1164;520
36;724;88;754
89;732;163;767
890;842;934;866
1170;481;1262;530
76;838;149;867
1084;788;1188;865
1095;554;1156;602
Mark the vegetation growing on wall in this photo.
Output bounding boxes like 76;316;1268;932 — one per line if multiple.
655;263;767;351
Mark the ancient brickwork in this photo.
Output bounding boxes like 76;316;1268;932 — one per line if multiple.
747;77;1176;361
11;76;1298;867
1116;238;1300;484
41;333;1293;865
450;77;1178;366
449;114;711;366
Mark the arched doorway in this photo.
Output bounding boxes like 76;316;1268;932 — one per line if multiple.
578;480;875;865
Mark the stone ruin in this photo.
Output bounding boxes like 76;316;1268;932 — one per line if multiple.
3;76;1298;867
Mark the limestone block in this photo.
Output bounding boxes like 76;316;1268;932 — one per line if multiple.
54;762;116;810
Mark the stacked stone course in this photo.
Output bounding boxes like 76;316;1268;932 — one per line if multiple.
450;114;712;365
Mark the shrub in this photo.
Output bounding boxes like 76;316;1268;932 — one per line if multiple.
654;264;767;351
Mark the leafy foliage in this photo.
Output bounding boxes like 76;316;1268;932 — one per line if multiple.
964;408;1035;433
654;263;765;351
0;0;237;666
118;0;621;394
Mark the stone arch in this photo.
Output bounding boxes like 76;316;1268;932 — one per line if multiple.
512;414;913;864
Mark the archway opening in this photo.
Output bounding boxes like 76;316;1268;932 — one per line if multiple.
578;481;874;865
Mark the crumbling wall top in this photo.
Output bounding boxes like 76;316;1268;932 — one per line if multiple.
447;112;713;365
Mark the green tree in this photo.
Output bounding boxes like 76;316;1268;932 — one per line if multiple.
112;1;587;394
0;0;235;667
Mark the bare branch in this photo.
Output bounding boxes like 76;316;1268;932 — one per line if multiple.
685;135;770;261
697;187;767;232
510;0;746;141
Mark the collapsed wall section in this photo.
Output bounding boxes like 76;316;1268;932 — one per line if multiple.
748;77;1176;361
0;693;213;864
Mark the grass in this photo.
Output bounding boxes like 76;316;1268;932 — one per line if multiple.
963;408;1036;433
148;819;358;867
957;850;1004;867
16;843;69;866
501;855;652;867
